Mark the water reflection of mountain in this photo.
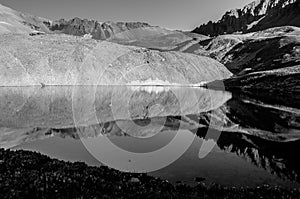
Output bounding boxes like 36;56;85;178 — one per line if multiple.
0;86;299;183
193;127;300;183
0;86;231;148
46;94;300;183
191;93;300;183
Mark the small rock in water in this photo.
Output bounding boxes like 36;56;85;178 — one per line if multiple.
129;177;140;183
195;177;206;182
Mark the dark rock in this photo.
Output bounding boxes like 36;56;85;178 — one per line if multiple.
195;177;206;182
29;31;45;36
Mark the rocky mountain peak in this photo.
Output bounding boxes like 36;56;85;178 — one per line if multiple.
47;17;151;40
193;0;300;36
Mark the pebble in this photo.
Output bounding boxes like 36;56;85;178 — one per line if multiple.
129;177;140;183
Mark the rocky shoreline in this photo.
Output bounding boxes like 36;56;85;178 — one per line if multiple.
1;148;299;199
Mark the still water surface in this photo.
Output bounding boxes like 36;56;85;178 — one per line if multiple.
0;86;299;188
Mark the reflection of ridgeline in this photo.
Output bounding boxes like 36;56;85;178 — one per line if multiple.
51;116;193;139
33;113;300;183
203;129;300;183
225;95;300;140
191;93;300;183
1;86;299;183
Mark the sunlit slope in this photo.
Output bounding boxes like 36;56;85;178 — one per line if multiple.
0;34;232;86
0;4;49;34
108;26;197;50
0;3;208;53
186;26;300;75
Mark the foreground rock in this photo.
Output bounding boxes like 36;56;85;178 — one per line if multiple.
0;34;231;86
1;148;299;199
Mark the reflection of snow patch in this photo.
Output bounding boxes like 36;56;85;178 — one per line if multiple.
130;86;171;94
127;78;207;88
127;78;180;86
190;82;207;87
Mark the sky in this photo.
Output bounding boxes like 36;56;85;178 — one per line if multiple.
0;0;254;30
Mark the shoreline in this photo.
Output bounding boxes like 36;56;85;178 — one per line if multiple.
1;148;300;198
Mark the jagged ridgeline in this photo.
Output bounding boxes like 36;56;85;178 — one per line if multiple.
193;0;300;36
47;18;151;40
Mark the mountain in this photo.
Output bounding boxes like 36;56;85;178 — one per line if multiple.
46;18;204;51
0;3;232;87
47;18;151;40
0;3;206;51
192;0;300;36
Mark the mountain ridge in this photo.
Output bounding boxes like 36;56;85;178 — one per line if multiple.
47;18;153;40
192;0;300;36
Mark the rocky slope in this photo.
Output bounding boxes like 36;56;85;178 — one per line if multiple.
186;26;300;75
193;26;300;104
221;27;300;74
0;33;231;86
192;0;300;36
0;3;50;34
47;18;203;51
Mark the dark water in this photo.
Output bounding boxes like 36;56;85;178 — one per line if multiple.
1;86;299;188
